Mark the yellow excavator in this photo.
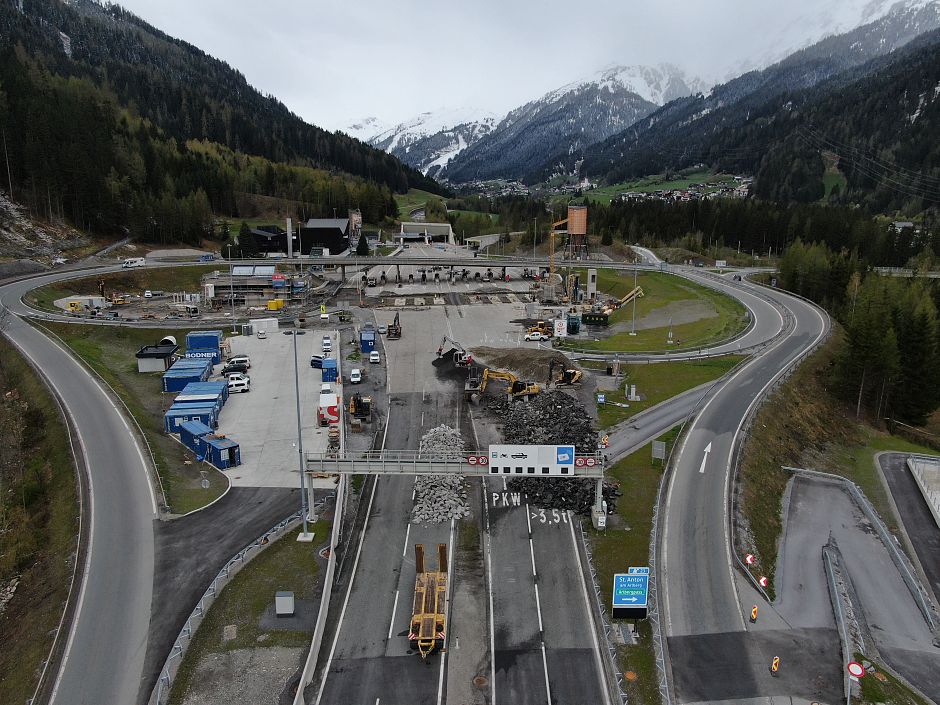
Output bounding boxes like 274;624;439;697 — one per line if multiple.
481;368;541;400
526;320;553;337
548;359;583;387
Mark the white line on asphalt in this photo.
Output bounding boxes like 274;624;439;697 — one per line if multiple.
534;583;544;632
526;503;533;534
540;642;552;705
402;523;411;557
566;511;612;705
483;479;496;705
314;475;380;705
387;589;400;640
529;538;537;578
698;442;712;474
436;518;456;705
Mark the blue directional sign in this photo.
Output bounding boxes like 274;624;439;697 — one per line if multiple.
556;446;575;465
612;567;649;619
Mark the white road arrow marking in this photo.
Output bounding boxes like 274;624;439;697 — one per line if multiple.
698;442;712;474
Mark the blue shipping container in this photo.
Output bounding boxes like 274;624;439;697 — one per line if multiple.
179;420;213;452
183;381;229;402
205;436;241;469
162;371;209;393
186;348;221;365
186;330;223;349
174;394;223;413
359;330;376;353
164;405;217;433
322;358;338;383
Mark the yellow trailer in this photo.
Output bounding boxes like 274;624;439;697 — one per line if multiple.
409;543;447;659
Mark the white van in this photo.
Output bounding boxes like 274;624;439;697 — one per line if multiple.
227;377;250;393
321;336;332;353
122;257;145;268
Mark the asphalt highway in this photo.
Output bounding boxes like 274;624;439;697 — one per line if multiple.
0;274;157;705
660;283;830;702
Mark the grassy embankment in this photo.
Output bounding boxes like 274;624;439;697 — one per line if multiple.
738;330;936;598
855;651;931;705
588;429;679;705
168;522;329;705
26;265;220;313
39;322;227;514
0;338;78;704
395;188;442;219
555;270;749;353
594;356;744;429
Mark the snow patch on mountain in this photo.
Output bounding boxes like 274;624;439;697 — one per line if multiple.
559;64;710;106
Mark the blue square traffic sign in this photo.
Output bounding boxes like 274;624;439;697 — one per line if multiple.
612;567;649;619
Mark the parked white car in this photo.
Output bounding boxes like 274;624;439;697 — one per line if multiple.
524;331;549;341
227;377;250;393
350;368;362;384
369;351;380;364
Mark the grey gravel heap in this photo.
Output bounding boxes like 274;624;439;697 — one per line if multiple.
484;390;616;515
412;425;471;523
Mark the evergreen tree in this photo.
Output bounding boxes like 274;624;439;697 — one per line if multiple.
356;233;370;256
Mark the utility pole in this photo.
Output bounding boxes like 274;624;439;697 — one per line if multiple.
288;329;313;539
2;129;12;199
630;264;638;336
227;243;236;333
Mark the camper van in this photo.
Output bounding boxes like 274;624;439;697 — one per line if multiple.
122;257;145;269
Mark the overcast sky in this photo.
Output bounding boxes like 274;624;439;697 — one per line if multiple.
115;0;890;133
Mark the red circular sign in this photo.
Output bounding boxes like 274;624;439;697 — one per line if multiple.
847;662;865;678
586;458;597;467
478;456;488;465
467;456;478;466
575;458;586;467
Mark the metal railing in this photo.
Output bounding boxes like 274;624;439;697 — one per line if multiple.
150;512;301;705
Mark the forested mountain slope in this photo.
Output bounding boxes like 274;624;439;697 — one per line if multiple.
0;0;444;195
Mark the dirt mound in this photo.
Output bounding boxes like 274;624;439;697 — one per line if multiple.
470;346;578;385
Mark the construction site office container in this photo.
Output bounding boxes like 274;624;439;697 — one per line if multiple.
183;380;229;402
164;405;218;433
162;370;211;393
179;420;214;453
359;330;376;353
204;436;241;469
186;330;223;350
321;358;338;383
173;393;223;413
186;347;222;365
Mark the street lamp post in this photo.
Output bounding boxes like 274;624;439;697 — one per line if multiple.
285;329;313;540
630;264;638;336
226;243;236;334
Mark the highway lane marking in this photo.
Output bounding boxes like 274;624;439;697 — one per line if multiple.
436;517;456;705
698;442;712;473
387;589;400;640
313;474;380;705
482;479;497;705
540;642;552;705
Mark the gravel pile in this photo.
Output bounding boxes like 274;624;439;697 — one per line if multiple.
505;477;622;515
483;390;596;452
484;391;616;514
412;425;471;523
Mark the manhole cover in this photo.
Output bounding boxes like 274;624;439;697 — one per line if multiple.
625;671;638;682
473;676;488;689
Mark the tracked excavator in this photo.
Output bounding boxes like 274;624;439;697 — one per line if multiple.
548;359;583;387
387;311;402;339
481;368;541;400
436;336;472;367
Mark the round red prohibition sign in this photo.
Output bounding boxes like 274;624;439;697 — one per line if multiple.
847;662;865;678
478;455;488;465
575;457;586;467
585;458;597;467
467;456;478;466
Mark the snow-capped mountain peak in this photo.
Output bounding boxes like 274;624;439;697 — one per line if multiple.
344;116;389;142
559;64;710;106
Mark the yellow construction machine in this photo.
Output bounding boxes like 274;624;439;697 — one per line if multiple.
548;359;583;386
409;543;448;660
481;368;541;400
526;320;553;337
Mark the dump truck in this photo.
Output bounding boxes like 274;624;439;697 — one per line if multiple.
409;543;448;660
387;311;402;340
